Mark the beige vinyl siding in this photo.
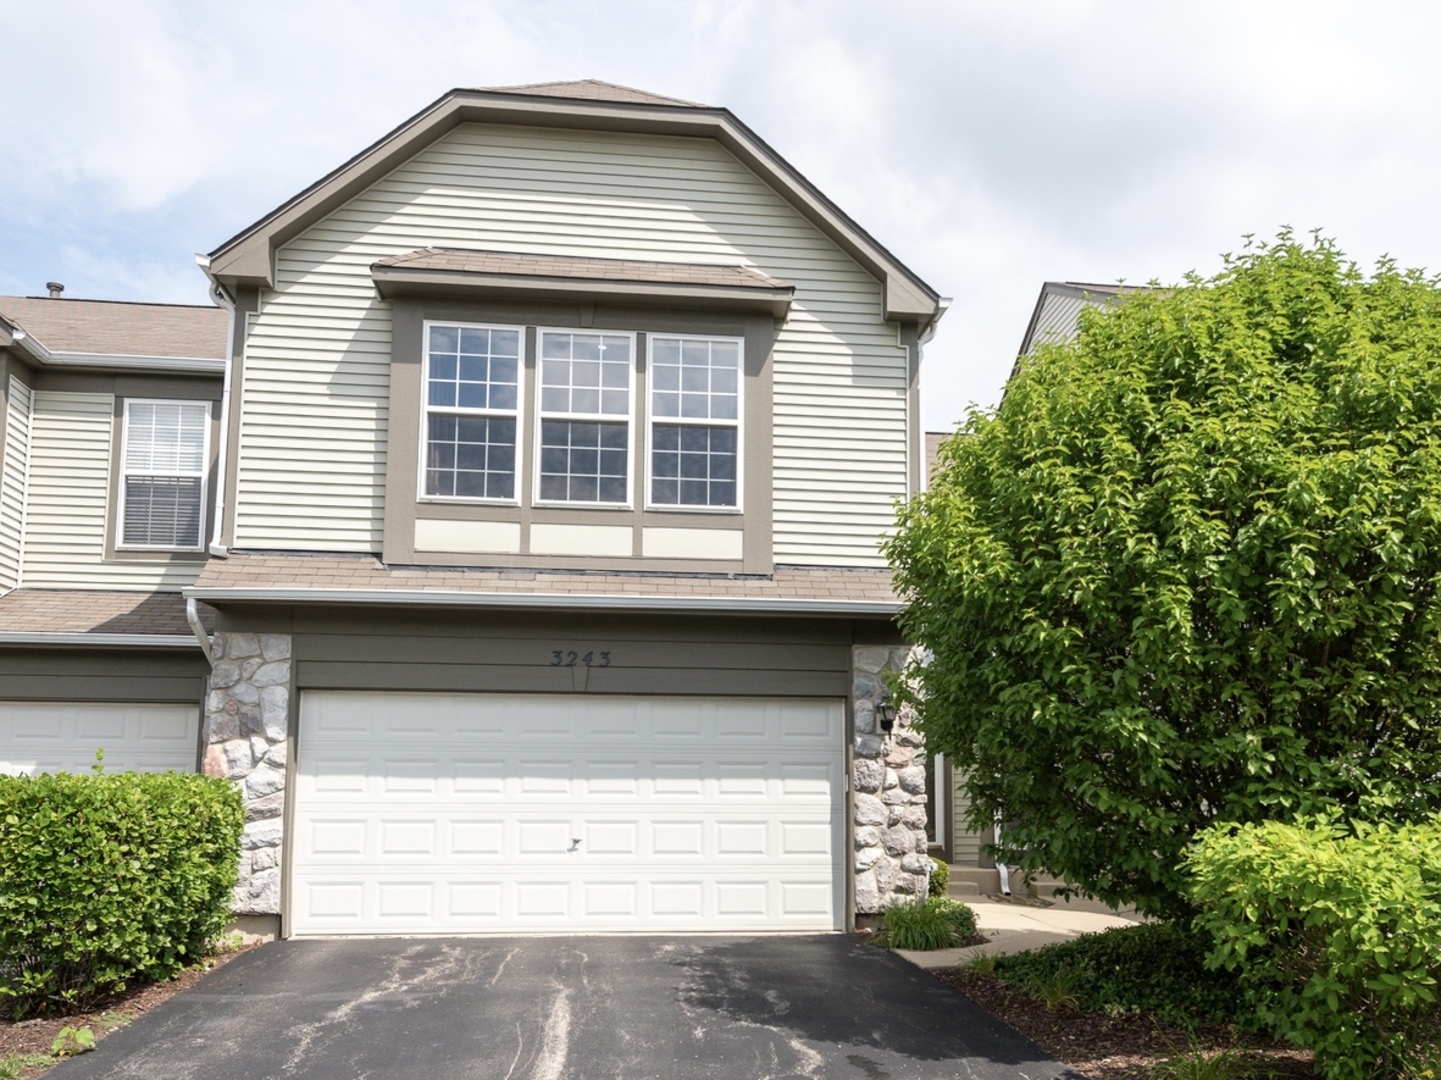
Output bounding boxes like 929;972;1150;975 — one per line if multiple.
22;392;201;590
238;123;910;564
1028;291;1092;353
0;377;32;591
951;773;985;867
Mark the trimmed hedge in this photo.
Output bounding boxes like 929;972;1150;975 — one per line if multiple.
928;856;950;897
0;772;244;1018
1188;816;1441;1080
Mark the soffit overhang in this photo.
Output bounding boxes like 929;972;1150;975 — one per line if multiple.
205;89;941;324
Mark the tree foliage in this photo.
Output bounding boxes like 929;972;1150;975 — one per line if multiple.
886;232;1441;918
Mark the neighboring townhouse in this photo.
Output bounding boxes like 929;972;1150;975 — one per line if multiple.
0;293;225;771
928;280;1129;893
1;80;949;939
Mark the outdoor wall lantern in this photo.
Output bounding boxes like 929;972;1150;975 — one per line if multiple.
874;693;897;734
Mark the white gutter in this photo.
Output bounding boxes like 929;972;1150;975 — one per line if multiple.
41;352;224;374
185;596;216;669
185;586;903;616
919;297;951;348
0;632;199;648
8;327;222;374
198;254;236;557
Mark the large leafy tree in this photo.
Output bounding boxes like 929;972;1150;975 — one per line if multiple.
887;233;1441;918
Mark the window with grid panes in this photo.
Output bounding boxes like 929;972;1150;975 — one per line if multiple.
119;400;209;548
648;336;740;508
537;331;632;504
423;323;521;500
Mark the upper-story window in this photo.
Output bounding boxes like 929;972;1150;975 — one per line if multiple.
537;330;633;505
118;400;209;549
422;322;522;501
648;335;741;509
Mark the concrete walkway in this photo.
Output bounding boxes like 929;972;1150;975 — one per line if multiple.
895;896;1143;970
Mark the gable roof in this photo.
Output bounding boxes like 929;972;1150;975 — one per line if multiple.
202;84;942;324
0;296;228;372
483;79;704;107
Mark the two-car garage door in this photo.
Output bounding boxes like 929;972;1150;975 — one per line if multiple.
292;691;845;936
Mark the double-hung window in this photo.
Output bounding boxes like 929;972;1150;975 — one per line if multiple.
423;323;521;500
537;330;633;505
119;400;209;549
648;336;741;509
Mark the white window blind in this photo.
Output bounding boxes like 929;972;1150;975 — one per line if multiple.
121;401;208;548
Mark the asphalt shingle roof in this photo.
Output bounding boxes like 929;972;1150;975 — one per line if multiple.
0;296;228;360
193;553;900;607
373;248;790;291
482;80;704;107
0;590;214;636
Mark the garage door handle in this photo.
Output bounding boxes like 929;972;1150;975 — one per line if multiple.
568;839;582;851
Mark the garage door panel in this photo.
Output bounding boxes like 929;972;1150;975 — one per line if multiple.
1;703;198;775
293;692;843;935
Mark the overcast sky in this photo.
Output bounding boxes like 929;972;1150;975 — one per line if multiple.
3;0;1439;429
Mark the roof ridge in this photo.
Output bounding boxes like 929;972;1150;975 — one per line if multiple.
479;78;705;108
0;295;222;311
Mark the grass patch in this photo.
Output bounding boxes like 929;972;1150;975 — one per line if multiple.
993;922;1247;1028
872;896;979;950
0;1054;54;1080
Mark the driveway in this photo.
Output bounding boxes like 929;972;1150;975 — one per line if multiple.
50;936;1082;1079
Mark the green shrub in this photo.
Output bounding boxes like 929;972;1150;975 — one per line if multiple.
872;895;977;950
0;772;244;1018
1188;816;1441;1080
928;857;950;897
993;922;1244;1027
888;233;1441;920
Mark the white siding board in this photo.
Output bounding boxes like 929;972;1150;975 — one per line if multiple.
236;123;911;563
0;378;33;591
1028;292;1091;352
21;392;201;590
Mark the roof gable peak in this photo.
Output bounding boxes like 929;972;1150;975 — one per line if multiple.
480;79;704;108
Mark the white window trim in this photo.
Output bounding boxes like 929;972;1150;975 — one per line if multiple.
116;398;210;552
644;333;744;514
532;326;637;510
417;319;526;506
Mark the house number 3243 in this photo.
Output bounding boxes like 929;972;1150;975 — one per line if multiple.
551;650;612;668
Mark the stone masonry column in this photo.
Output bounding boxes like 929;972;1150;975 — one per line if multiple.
200;631;291;918
852;645;930;914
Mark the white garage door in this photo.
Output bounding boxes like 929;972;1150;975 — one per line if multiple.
292;691;845;936
0;702;199;775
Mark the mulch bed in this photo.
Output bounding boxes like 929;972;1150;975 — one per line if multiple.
933;967;1316;1079
0;946;255;1077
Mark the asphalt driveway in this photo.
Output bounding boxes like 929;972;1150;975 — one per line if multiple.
49;936;1083;1079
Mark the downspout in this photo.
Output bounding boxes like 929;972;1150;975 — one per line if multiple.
196;254;235;557
995;813;1011;896
186;597;216;670
915;298;950;493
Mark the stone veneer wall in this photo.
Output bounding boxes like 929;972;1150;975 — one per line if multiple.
200;631;291;917
852;645;931;913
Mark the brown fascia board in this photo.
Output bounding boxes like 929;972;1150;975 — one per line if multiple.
371;264;795;318
206;89;941;323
